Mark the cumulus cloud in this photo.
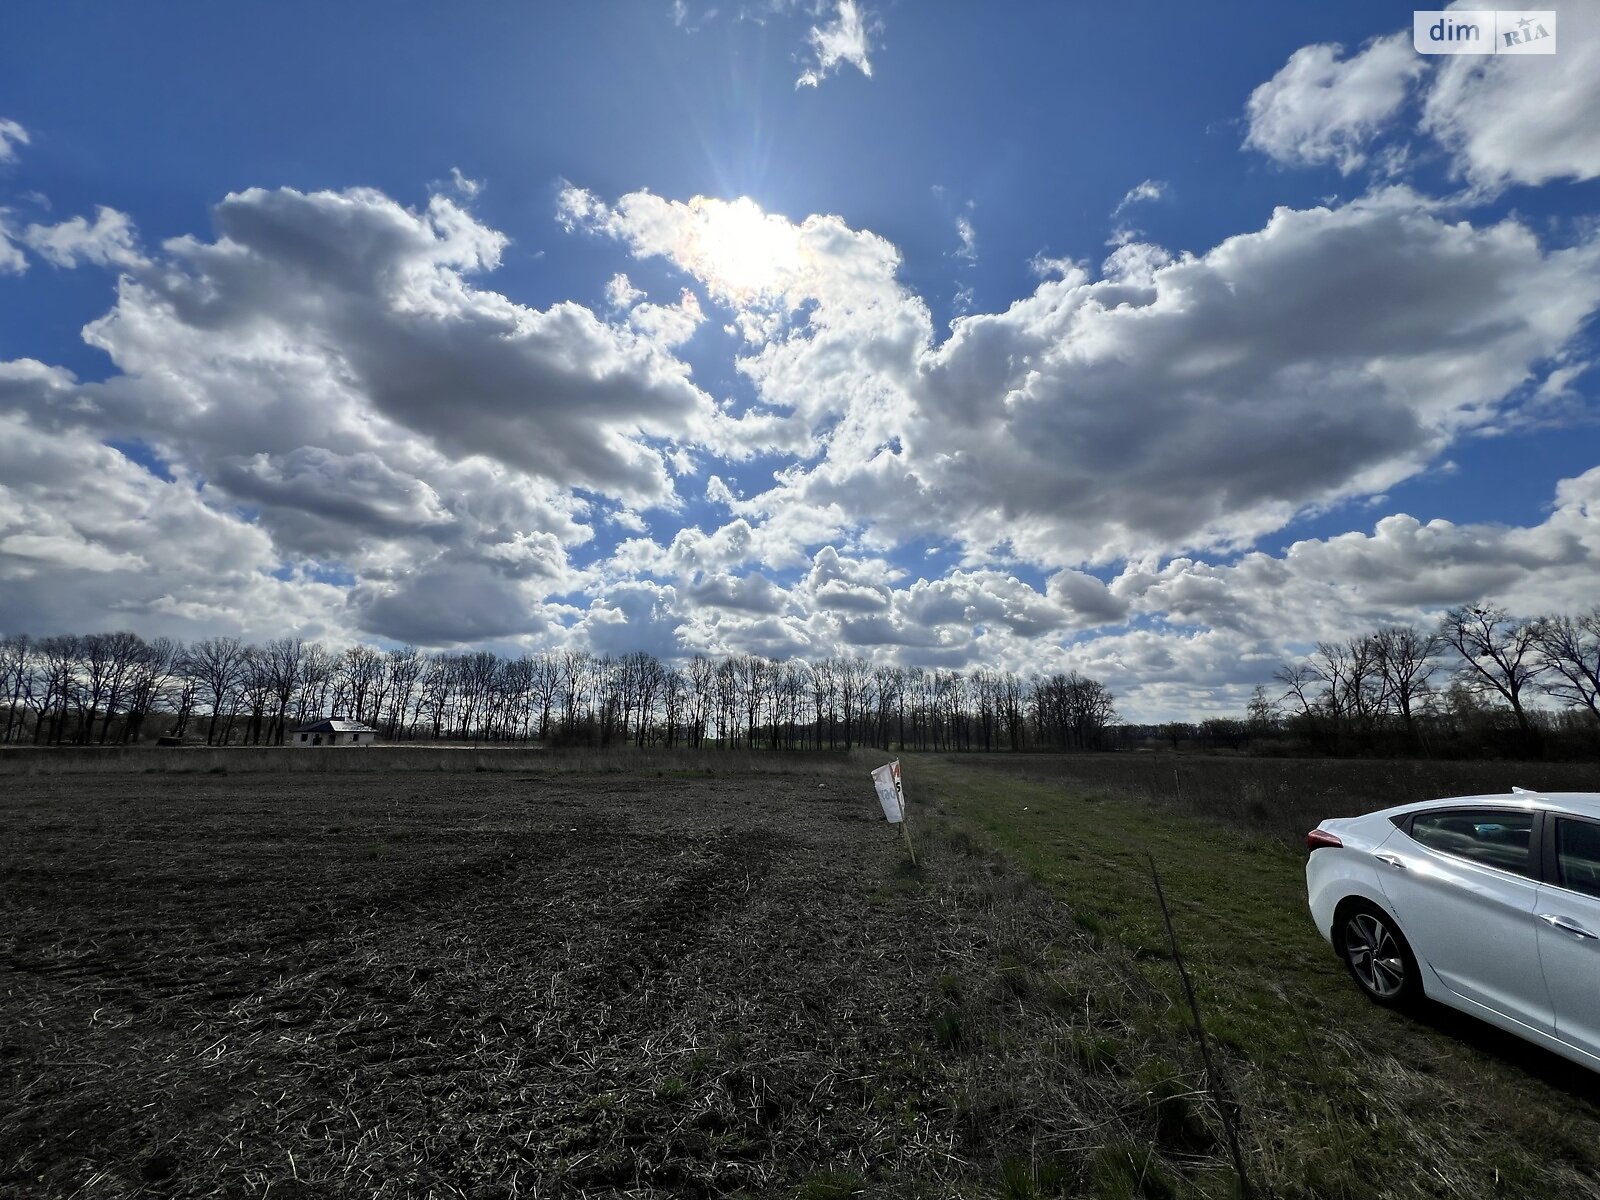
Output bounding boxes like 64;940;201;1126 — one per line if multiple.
81;185;714;512
1422;4;1600;189
0;407;347;640
1245;34;1424;173
22;206;147;269
608;187;1598;569
796;0;874;88
7;165;1600;718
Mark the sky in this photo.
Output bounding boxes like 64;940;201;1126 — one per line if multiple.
1;1;1598;721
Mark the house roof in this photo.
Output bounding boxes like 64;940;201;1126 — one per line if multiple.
292;719;377;733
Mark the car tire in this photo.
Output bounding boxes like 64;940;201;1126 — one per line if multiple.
1337;901;1421;1008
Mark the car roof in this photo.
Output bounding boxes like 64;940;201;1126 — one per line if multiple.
1381;792;1600;821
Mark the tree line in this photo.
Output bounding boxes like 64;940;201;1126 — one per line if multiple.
0;631;1119;753
1253;604;1600;758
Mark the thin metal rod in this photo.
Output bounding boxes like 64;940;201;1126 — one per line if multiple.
1148;853;1253;1200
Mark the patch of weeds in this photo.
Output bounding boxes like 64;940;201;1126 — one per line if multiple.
1072;909;1104;938
997;1153;1072;1199
930;1007;967;1052
946;828;980;857
1134;1058;1216;1156
1070;1033;1122;1072
1088;1138;1179;1200
792;1170;866;1200
656;1076;689;1104
683;1049;713;1080
936;972;964;1001
994;953;1035;1001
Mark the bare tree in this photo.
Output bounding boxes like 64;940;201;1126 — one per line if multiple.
125;636;183;742
184;636;248;745
1;634;33;743
95;632;148;744
1534;611;1600;724
686;655;713;747
36;635;83;744
1438;605;1545;747
1371;625;1439;748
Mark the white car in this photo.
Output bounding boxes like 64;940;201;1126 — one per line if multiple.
1307;790;1600;1072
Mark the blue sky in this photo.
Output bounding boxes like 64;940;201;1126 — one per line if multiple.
1;1;1598;719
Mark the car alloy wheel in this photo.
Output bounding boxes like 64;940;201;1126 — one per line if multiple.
1343;909;1411;1002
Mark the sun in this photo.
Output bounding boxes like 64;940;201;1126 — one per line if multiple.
688;196;801;302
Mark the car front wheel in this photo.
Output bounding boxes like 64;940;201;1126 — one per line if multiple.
1339;903;1420;1007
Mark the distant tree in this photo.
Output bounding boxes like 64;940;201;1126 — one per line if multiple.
1438;605;1545;749
1533;611;1600;724
686;654;713;747
1245;684;1280;737
36;635;83;744
1370;625;1439;749
125;636;183;742
185;636;247;746
1;634;33;743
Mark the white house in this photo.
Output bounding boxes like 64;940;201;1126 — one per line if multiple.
290;718;378;747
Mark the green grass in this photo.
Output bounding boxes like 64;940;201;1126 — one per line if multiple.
914;754;1600;1200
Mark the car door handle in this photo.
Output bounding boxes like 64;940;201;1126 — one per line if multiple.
1539;914;1600;940
1374;853;1407;870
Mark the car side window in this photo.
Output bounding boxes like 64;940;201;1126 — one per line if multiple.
1555;819;1600;899
1409;809;1535;877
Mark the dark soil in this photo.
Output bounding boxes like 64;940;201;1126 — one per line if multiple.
0;766;1131;1199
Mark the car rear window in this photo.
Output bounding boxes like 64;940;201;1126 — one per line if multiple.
1409;809;1534;877
1556;819;1600;899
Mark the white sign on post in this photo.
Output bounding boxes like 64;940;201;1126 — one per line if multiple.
871;759;916;864
871;760;903;823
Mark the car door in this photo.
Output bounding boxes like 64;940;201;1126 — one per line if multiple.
1375;807;1554;1033
1536;816;1600;1062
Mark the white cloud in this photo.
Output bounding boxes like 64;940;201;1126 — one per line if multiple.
796;0;874;88
952;214;977;262
605;271;645;309
620;187;1600;569
0;117;28;163
22;206;148;270
84;185;714;509
1245;34;1424;173
1113;179;1167;216
0;214;26;275
628;287;705;347
7;167;1600;711
0;407;348;641
1422;4;1600;189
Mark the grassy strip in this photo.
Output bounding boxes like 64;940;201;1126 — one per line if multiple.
915;755;1600;1200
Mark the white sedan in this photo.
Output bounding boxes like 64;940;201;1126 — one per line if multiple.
1307;790;1600;1072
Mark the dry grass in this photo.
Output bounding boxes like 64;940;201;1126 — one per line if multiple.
0;760;1247;1198
0;744;863;777
9;752;1600;1197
